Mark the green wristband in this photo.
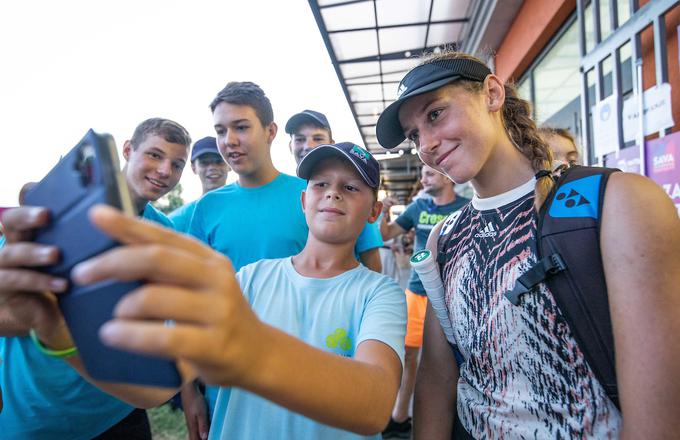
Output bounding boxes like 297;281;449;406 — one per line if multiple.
29;329;78;358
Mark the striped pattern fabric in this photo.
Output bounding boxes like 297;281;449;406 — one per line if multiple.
437;189;620;439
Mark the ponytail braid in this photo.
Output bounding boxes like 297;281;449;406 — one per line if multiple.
500;84;554;211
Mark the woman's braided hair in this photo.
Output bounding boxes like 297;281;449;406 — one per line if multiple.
419;51;554;210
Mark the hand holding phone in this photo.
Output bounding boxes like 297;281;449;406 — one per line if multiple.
22;129;181;388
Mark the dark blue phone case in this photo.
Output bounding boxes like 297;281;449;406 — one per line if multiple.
23;129;181;388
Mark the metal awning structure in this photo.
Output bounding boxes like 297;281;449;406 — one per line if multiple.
308;0;471;153
307;0;472;202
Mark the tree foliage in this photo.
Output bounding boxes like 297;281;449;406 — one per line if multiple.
153;183;185;214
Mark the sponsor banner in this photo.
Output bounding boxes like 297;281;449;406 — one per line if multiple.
603;132;680;216
592;94;620;158
622;83;675;142
645;131;680;216
603;146;641;174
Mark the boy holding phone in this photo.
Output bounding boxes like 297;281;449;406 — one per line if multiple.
0;118;191;439
0;142;406;440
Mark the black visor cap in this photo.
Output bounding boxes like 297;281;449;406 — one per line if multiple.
376;58;492;149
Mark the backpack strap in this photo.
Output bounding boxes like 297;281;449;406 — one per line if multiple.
503;166;620;408
538;165;621;409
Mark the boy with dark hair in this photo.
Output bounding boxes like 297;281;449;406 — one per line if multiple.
0;117;191;439
178;81;308;437
285;109;384;273
0;142;407;440
210;81;274;125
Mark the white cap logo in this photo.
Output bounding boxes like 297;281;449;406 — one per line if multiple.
396;84;408;99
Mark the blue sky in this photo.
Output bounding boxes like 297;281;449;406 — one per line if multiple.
0;0;361;206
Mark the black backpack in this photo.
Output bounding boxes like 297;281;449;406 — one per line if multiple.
437;166;620;418
505;165;620;409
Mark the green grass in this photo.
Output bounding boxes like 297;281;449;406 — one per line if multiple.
148;403;188;440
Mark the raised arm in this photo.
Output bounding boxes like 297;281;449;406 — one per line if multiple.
380;198;408;241
413;219;458;439
64;356;180;408
414;304;458;439
239;330;401;435
72;205;402;435
0;309;30;335
600;173;680;439
0;206;179;408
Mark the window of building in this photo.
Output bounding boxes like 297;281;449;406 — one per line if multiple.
532;19;581;124
517;14;581;134
516;2;635;139
585;0;633;52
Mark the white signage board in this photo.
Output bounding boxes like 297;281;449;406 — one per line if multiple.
592;93;620;158
622;82;675;142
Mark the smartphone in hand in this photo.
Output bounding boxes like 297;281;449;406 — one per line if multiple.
23;129;181;388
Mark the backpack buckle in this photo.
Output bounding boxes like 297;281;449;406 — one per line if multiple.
546;253;566;274
505;280;530;306
505;253;567;306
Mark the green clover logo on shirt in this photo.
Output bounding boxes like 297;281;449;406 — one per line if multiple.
326;328;352;351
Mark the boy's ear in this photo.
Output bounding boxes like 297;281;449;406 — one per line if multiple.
367;200;383;224
266;121;278;146
190;161;197;174
300;190;307;212
122;140;133;162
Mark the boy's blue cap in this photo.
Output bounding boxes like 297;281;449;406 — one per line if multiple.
190;136;220;162
376;58;491;149
285;110;330;134
297;142;380;189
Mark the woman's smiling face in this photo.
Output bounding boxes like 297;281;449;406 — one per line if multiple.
398;82;499;185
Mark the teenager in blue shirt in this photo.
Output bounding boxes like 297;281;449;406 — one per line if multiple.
0;142;407;440
183;86;384;437
169;136;229;233
0;117;191;439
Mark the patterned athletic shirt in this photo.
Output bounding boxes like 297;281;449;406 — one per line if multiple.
437;178;620;439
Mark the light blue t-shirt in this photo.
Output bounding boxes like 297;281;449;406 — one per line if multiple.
189;174;385;413
0;204;173;440
190;174;309;412
168;199;198;233
209;257;406;440
143;202;175;228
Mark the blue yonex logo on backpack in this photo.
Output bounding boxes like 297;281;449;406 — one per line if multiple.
548;174;602;219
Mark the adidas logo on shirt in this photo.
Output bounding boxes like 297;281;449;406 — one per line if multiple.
474;221;498;238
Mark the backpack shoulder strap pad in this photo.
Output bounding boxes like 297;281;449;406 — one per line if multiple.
538;165;621;409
